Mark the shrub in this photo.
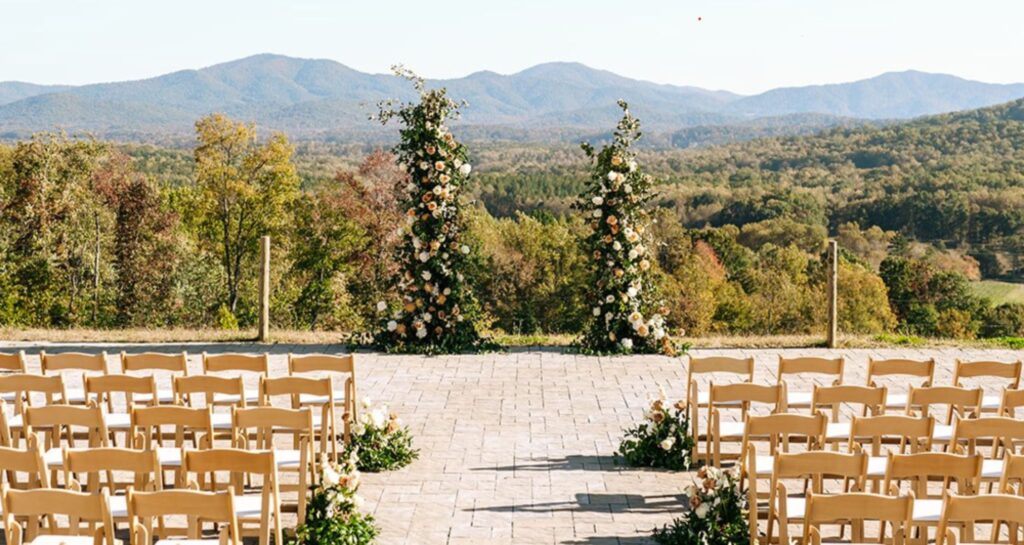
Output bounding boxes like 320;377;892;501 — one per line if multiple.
982;303;1024;337
617;395;693;471
652;466;749;545
343;400;419;472
216;304;239;330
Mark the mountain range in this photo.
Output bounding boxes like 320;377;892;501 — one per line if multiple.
2;54;1023;144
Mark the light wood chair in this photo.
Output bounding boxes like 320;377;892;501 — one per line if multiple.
0;444;49;491
120;352;189;405
811;385;887;448
803;490;914;545
777;356;844;409
883;452;982;540
23;404;109;480
953;359;1022;414
1000;453;1024;495
0;375;67;447
867;358;935;410
63;447;163;526
998;388;1024;420
848;415;934;488
935;493;1024;545
2;486;116;545
0;353;27;404
288;354;356;441
85;375;159;446
183;449;281;545
766;450;868;545
706;382;785;467
130;405;214;485
905;386;982;446
174;375;246;438
232;406;315;524
202;353;268;407
951;417;1024;486
127;488;240;545
39;351;109;406
260;376;338;458
687;356;755;464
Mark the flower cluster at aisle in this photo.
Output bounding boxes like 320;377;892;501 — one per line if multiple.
651;466;749;545
343;398;419;472
616;389;693;470
577;100;675;355
292;452;378;544
372;66;491;354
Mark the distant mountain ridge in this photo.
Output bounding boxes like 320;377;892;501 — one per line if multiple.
1;54;1022;143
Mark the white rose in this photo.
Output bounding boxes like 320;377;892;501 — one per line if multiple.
460;245;470;254
386;320;397;331
628;249;639;261
605;295;615;303
423;312;432;323
612;241;622;251
592;196;604;206
592;209;602;218
422;270;432;281
659;437;676;450
371;409;386;428
620;338;633;350
654;328;665;340
592;307;601;317
624;184;633;194
416;327;427;339
459;163;472;176
628;160;637;172
376;301;387;312
418;252;430;262
443;288;451;295
433;185;443;195
352;494;365;509
695;503;709;519
627;287;638;298
607;171;617;181
322;465;341;486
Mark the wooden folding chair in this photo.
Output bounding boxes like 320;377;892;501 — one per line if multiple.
905;386;982;446
999;389;1024;419
848;415;934;489
202;353;268;407
288;354;356;440
766;450;868;545
936;493;1024;545
0;444;49;490
85;374;159;446
174;375;246;439
883;452;982;542
951;417;1024;486
0;375;67;447
706;382;785;467
811;385;886;448
0;352;27;404
777;356;844;409
131;405;214;486
2;486;116;545
953;359;1022;414
120;352;189;405
261;376;338;457
23;404;109;481
183;449;281;545
232;406;316;524
127;488;240;545
867;358;935;410
39;351;109;406
803;491;914;545
63;447;163;527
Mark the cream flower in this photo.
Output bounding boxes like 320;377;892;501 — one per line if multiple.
376;301;387;312
592;196;604;206
459;163;472;176
629;311;643;323
418;252;430;262
460;245;470;254
620;338;633;350
592;307;601;316
434;161;446;171
659;437;676;450
421;270;432;281
387;320;398;331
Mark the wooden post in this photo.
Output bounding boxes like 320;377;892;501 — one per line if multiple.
258;236;270;342
827;239;838;348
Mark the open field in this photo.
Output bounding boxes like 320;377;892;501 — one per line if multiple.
972;279;1024;305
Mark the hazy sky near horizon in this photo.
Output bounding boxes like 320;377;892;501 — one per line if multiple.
1;0;1021;94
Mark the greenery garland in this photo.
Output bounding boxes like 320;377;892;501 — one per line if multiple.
577;100;676;355
372;67;493;354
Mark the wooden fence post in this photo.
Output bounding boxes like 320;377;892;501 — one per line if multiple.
827;239;838;348
258;236;270;342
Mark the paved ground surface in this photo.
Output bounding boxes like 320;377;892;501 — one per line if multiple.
1;342;1021;544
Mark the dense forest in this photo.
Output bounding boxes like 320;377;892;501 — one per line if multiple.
1;99;1023;340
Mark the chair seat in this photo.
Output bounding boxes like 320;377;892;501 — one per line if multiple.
981;394;1002;410
212;389;260;404
982;458;1004;479
155;541;220;545
1;392;15;402
29;536;114;545
884;392;908;409
782;496;805;520
156;447;182;467
786;391;813;408
913;498;943;522
866;456;888;478
275;449;305;468
718;421;746;438
212;413;232;430
696;391;742;407
43;447;63;468
109;494;128;518
933;424;953;442
826;422;850;441
299;391;348;405
104;412;132;430
235;494;266;519
753;454;774;477
7;413;22;430
134;389;176;403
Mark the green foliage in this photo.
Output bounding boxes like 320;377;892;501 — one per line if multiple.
982;303;1024;337
879;256;990;338
873;333;926;346
651;466;749;545
216;304;239;330
343;401;418;473
291;453;378;545
617;397;693;471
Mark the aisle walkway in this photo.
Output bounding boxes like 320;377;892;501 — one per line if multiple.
2;342;1020;544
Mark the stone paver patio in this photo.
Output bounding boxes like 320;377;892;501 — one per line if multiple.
2;342;1021;544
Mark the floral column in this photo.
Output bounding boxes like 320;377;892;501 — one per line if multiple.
373;67;488;354
577;100;674;355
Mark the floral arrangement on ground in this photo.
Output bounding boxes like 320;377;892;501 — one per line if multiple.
651;466;749;545
616;390;693;470
576;100;677;356
343;399;419;472
291;451;378;545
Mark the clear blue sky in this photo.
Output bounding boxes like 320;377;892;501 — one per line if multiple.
1;0;1020;94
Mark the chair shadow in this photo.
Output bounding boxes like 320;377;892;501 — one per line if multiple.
8;343;349;355
561;537;656;545
470;492;686;515
473;454;624;473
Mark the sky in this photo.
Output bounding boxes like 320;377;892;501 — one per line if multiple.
1;0;1021;95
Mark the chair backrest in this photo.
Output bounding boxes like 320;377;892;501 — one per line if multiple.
687;356;754;403
773;450;868;492
127;488;239;545
743;412;827;456
952;417;1024;459
85;374;158;411
884;452;982;499
1000;453;1024;495
0;374;66;409
848;415;933;456
120;352;189;374
709;382;785;409
63;447;163;495
0;352;27;373
183;449;277;498
812;385;886;421
174;375;246;407
288;353;354;374
39;351;108;373
999;388;1024;419
23;404;108;448
2;487;114;544
232;406;315;450
953;359;1022;389
260;376;333;406
803;491;913;545
202;352;268;374
777;356;844;385
906;386;982;424
867;358;935;387
0;445;49;489
936;493;1024;545
131;405;213;449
